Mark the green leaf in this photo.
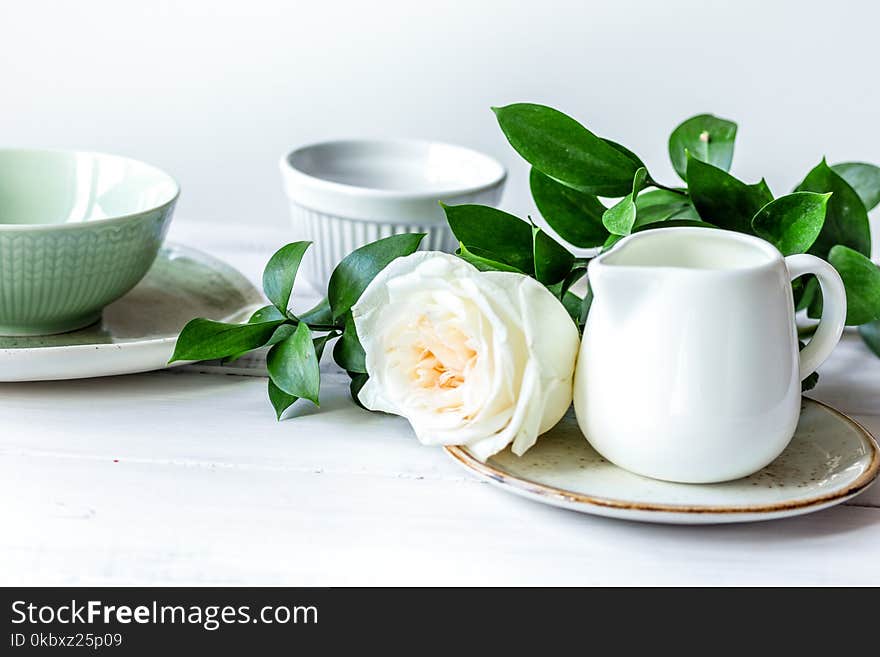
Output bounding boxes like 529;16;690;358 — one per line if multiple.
262;242;310;313
602;139;646;169
529;168;609;248
800;341;820;392
268;334;333;420
634;218;718;232
547;277;586;325
687;157;773;233
602;167;647;235
332;312;367;374
602;234;623;251
795;159;871;257
751;192;830;256
828;245;880;325
559;266;588;298
219;351;247;365
444;204;534;273
635;188;687;209
633;189;699;227
229;308;294;362
805;277;825;320
793;275;818;312
493;103;642;196
801;372;819;392
860;320;880;357
328;233;424;320
831;162;880;211
603;202;635;237
561;291;582;324
266;322;321;405
668;113;737;181
578;284;593;328
298;297;334;326
249;305;286;323
313;333;332;359
348;372;369;408
754;177;774;199
266;323;296;347
637;189;688;206
268;379;296;421
532;225;575;285
456;243;525;273
169;318;284;363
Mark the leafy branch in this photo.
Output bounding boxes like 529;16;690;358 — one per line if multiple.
172;104;880;417
170;233;425;419
487;103;880;381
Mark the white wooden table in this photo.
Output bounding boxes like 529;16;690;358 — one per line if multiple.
1;221;879;586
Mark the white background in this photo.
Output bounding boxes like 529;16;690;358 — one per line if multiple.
2;0;879;245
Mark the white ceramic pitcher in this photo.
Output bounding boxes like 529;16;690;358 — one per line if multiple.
573;227;847;483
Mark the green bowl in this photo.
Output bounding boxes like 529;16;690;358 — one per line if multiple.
0;149;179;336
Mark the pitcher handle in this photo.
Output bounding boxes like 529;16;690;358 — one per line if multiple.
785;254;847;381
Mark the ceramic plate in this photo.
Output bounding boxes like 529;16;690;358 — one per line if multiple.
0;243;263;381
446;399;879;524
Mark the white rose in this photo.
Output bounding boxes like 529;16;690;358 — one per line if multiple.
351;251;579;459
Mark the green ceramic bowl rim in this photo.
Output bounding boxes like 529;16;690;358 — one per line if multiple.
0;148;180;232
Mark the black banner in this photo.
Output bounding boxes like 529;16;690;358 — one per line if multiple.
0;586;865;652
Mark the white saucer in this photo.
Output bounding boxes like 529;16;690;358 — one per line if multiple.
446;398;879;524
0;243;263;381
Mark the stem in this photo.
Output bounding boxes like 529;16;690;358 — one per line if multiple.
284;317;342;332
303;323;341;332
646;176;688;197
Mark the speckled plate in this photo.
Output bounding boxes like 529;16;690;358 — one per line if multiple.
0;243;263;381
446;399;879;524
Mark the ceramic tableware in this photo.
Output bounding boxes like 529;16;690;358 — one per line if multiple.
447;400;879;524
0;149;179;336
280;139;506;289
0;243;262;381
574;227;847;484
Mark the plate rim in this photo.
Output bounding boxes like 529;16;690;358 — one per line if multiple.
0;242;263;356
444;397;880;517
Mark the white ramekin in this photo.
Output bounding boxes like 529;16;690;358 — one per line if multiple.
279;139;506;290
